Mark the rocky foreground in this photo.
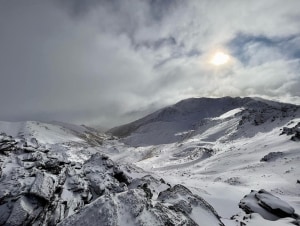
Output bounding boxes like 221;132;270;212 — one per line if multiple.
0;132;226;226
1;129;299;226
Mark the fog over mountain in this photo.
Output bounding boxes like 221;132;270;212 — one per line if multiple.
0;0;300;127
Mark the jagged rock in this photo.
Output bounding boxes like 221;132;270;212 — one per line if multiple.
30;172;55;201
57;183;225;226
157;184;224;225
65;172;88;193
0;203;11;225
42;158;64;175
0;134;225;226
170;200;192;214
5;196;36;226
57;194;118;226
129;174;170;199
281;122;300;141
18;152;43;162
58;189;183;226
0;133;17;154
83;153;131;197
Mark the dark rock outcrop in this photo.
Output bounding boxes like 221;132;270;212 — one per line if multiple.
239;189;298;221
280;122;300;141
260;152;284;162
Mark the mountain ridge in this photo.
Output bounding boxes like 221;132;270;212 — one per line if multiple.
109;96;299;146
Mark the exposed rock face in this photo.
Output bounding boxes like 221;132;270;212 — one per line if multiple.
0;133;17;155
281;122;300;141
157;184;224;225
239;189;298;221
0;133;224;226
30;172;55;201
59;185;225;226
5;196;39;226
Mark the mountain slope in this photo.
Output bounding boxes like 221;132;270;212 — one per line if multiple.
109;97;299;146
106;97;300;225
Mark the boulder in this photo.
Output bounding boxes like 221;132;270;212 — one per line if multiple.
30;172;55;201
239;189;297;221
5;196;34;226
255;189;295;218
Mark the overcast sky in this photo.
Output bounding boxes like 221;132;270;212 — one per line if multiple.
0;0;300;127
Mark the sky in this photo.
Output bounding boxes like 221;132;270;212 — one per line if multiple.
0;0;300;128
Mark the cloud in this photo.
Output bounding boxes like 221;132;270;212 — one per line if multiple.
0;0;299;127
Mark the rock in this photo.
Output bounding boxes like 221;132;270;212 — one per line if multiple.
30;172;55;201
157;184;224;225
239;189;296;221
170;200;192;214
0;139;225;226
0;203;11;225
42;158;64;175
255;189;295;218
260;152;284;162
83;153;131;197
5;196;35;226
18;152;43;162
58;194;118;226
128;174;169;199
0;133;17;154
58;184;225;226
281;122;300;141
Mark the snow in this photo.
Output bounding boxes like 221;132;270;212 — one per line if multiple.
0;121;83;144
189;206;223;225
240;213;297;226
107;97;300;225
1;97;300;226
217;108;245;119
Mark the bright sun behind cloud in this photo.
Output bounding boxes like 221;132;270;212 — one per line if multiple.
210;51;230;66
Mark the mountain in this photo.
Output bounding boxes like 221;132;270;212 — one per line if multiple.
109;97;299;146
108;96;300;225
1;97;300;226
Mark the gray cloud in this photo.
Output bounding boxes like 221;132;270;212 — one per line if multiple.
0;0;299;127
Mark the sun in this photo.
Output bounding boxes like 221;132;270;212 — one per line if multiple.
210;51;230;66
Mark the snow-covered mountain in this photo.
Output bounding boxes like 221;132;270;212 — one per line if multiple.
108;97;300;225
1;97;300;226
109;97;299;146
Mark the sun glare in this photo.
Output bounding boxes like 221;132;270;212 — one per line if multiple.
210;52;230;66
